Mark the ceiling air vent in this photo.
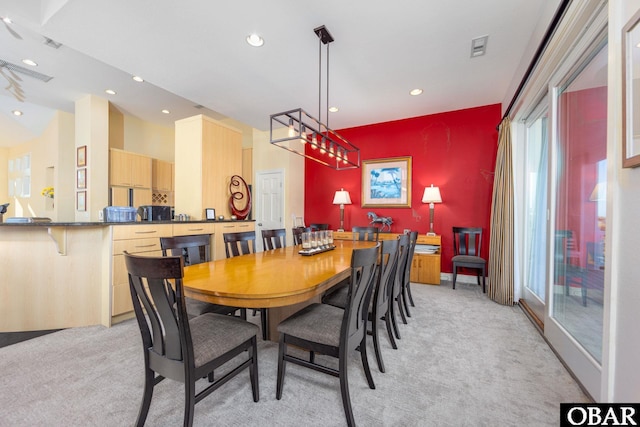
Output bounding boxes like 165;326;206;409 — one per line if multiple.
470;35;488;58
0;59;53;82
43;37;63;49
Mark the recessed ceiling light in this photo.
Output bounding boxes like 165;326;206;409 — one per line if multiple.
410;89;423;96
2;17;12;24
105;89;116;95
161;109;170;114
329;106;339;113
12;110;23;116
246;33;264;47
132;76;144;82
22;59;37;66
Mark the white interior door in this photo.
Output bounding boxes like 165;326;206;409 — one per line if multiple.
255;169;284;252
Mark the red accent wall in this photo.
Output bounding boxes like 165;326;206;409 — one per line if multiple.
304;104;501;273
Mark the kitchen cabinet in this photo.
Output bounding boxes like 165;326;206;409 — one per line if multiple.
110;187;152;208
213;221;255;260
174;115;242;220
152;159;174;191
111;223;173;317
109;149;152;188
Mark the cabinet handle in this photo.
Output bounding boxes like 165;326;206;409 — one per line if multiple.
187;228;204;232
134;230;157;234
134;244;157;248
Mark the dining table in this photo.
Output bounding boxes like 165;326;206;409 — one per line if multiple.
183;239;378;340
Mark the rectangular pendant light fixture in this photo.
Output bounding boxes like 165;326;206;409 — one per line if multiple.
269;25;360;170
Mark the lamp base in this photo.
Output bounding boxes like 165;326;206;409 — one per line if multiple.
337;228;345;232
426;232;436;236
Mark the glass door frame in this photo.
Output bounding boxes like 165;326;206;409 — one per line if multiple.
544;28;608;401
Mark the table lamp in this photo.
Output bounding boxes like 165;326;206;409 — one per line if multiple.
332;189;352;232
422;184;442;236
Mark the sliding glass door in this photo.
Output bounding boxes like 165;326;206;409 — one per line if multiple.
545;38;607;400
521;106;549;323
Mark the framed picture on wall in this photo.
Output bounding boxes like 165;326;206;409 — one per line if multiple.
361;156;412;207
77;168;86;189
623;9;640;168
77;145;87;167
77;191;86;211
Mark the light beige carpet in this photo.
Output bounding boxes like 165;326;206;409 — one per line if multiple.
0;281;589;426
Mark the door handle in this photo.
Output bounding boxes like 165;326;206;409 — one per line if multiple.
257;223;263;226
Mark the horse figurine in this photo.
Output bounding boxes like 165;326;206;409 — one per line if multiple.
367;212;393;232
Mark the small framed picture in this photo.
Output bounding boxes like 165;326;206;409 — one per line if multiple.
77;168;86;189
77;145;87;167
205;208;216;220
77;191;86;211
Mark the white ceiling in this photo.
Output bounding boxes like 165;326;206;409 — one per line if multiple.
0;0;558;148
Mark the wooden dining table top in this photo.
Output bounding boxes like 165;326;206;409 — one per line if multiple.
183;240;378;309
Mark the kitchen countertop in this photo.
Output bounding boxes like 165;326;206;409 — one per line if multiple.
0;219;254;227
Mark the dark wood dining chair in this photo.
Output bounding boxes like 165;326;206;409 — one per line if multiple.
400;231;418;317
309;223;329;231
124;252;259;427
452;227;486;292
389;233;410;339
223;231;256;258
261;228;287;250
292;226;311;245
160;234;245;319
223;230;267;339
323;238;400;372
352;226;380;241
276;244;380;427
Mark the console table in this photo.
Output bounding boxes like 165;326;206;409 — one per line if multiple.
332;231;441;285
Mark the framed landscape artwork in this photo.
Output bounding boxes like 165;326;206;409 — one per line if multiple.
361;156;412;207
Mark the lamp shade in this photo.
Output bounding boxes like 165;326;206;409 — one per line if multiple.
422;185;442;204
333;189;352;205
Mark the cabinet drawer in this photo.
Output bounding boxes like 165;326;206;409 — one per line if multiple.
112;224;173;240
173;223;215;236
235;222;255;231
113;238;163;255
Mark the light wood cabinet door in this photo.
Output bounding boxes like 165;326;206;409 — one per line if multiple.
111;187;130;207
152;159;174;191
131;153;152;188
109;149;132;186
410;253;441;285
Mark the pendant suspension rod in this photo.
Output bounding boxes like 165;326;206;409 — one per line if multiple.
318;36;322;126
326;42;330;130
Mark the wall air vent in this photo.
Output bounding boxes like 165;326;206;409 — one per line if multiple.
43;37;62;49
470;35;488;58
194;104;205;109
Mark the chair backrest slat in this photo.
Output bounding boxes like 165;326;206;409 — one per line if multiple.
403;231;418;285
223;231;256;258
342;244;380;352
292;227;311;245
309;223;329;231
262;228;287;250
160;234;211;265
352;226;380;242
453;227;483;257
374;239;400;313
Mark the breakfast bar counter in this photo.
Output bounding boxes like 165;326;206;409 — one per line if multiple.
0;220;253;333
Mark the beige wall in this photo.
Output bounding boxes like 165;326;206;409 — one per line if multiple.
252;127;304;235
3;111;75;221
0;147;8;208
123;114;174;162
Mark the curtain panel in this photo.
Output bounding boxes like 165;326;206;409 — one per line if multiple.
488;117;515;305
